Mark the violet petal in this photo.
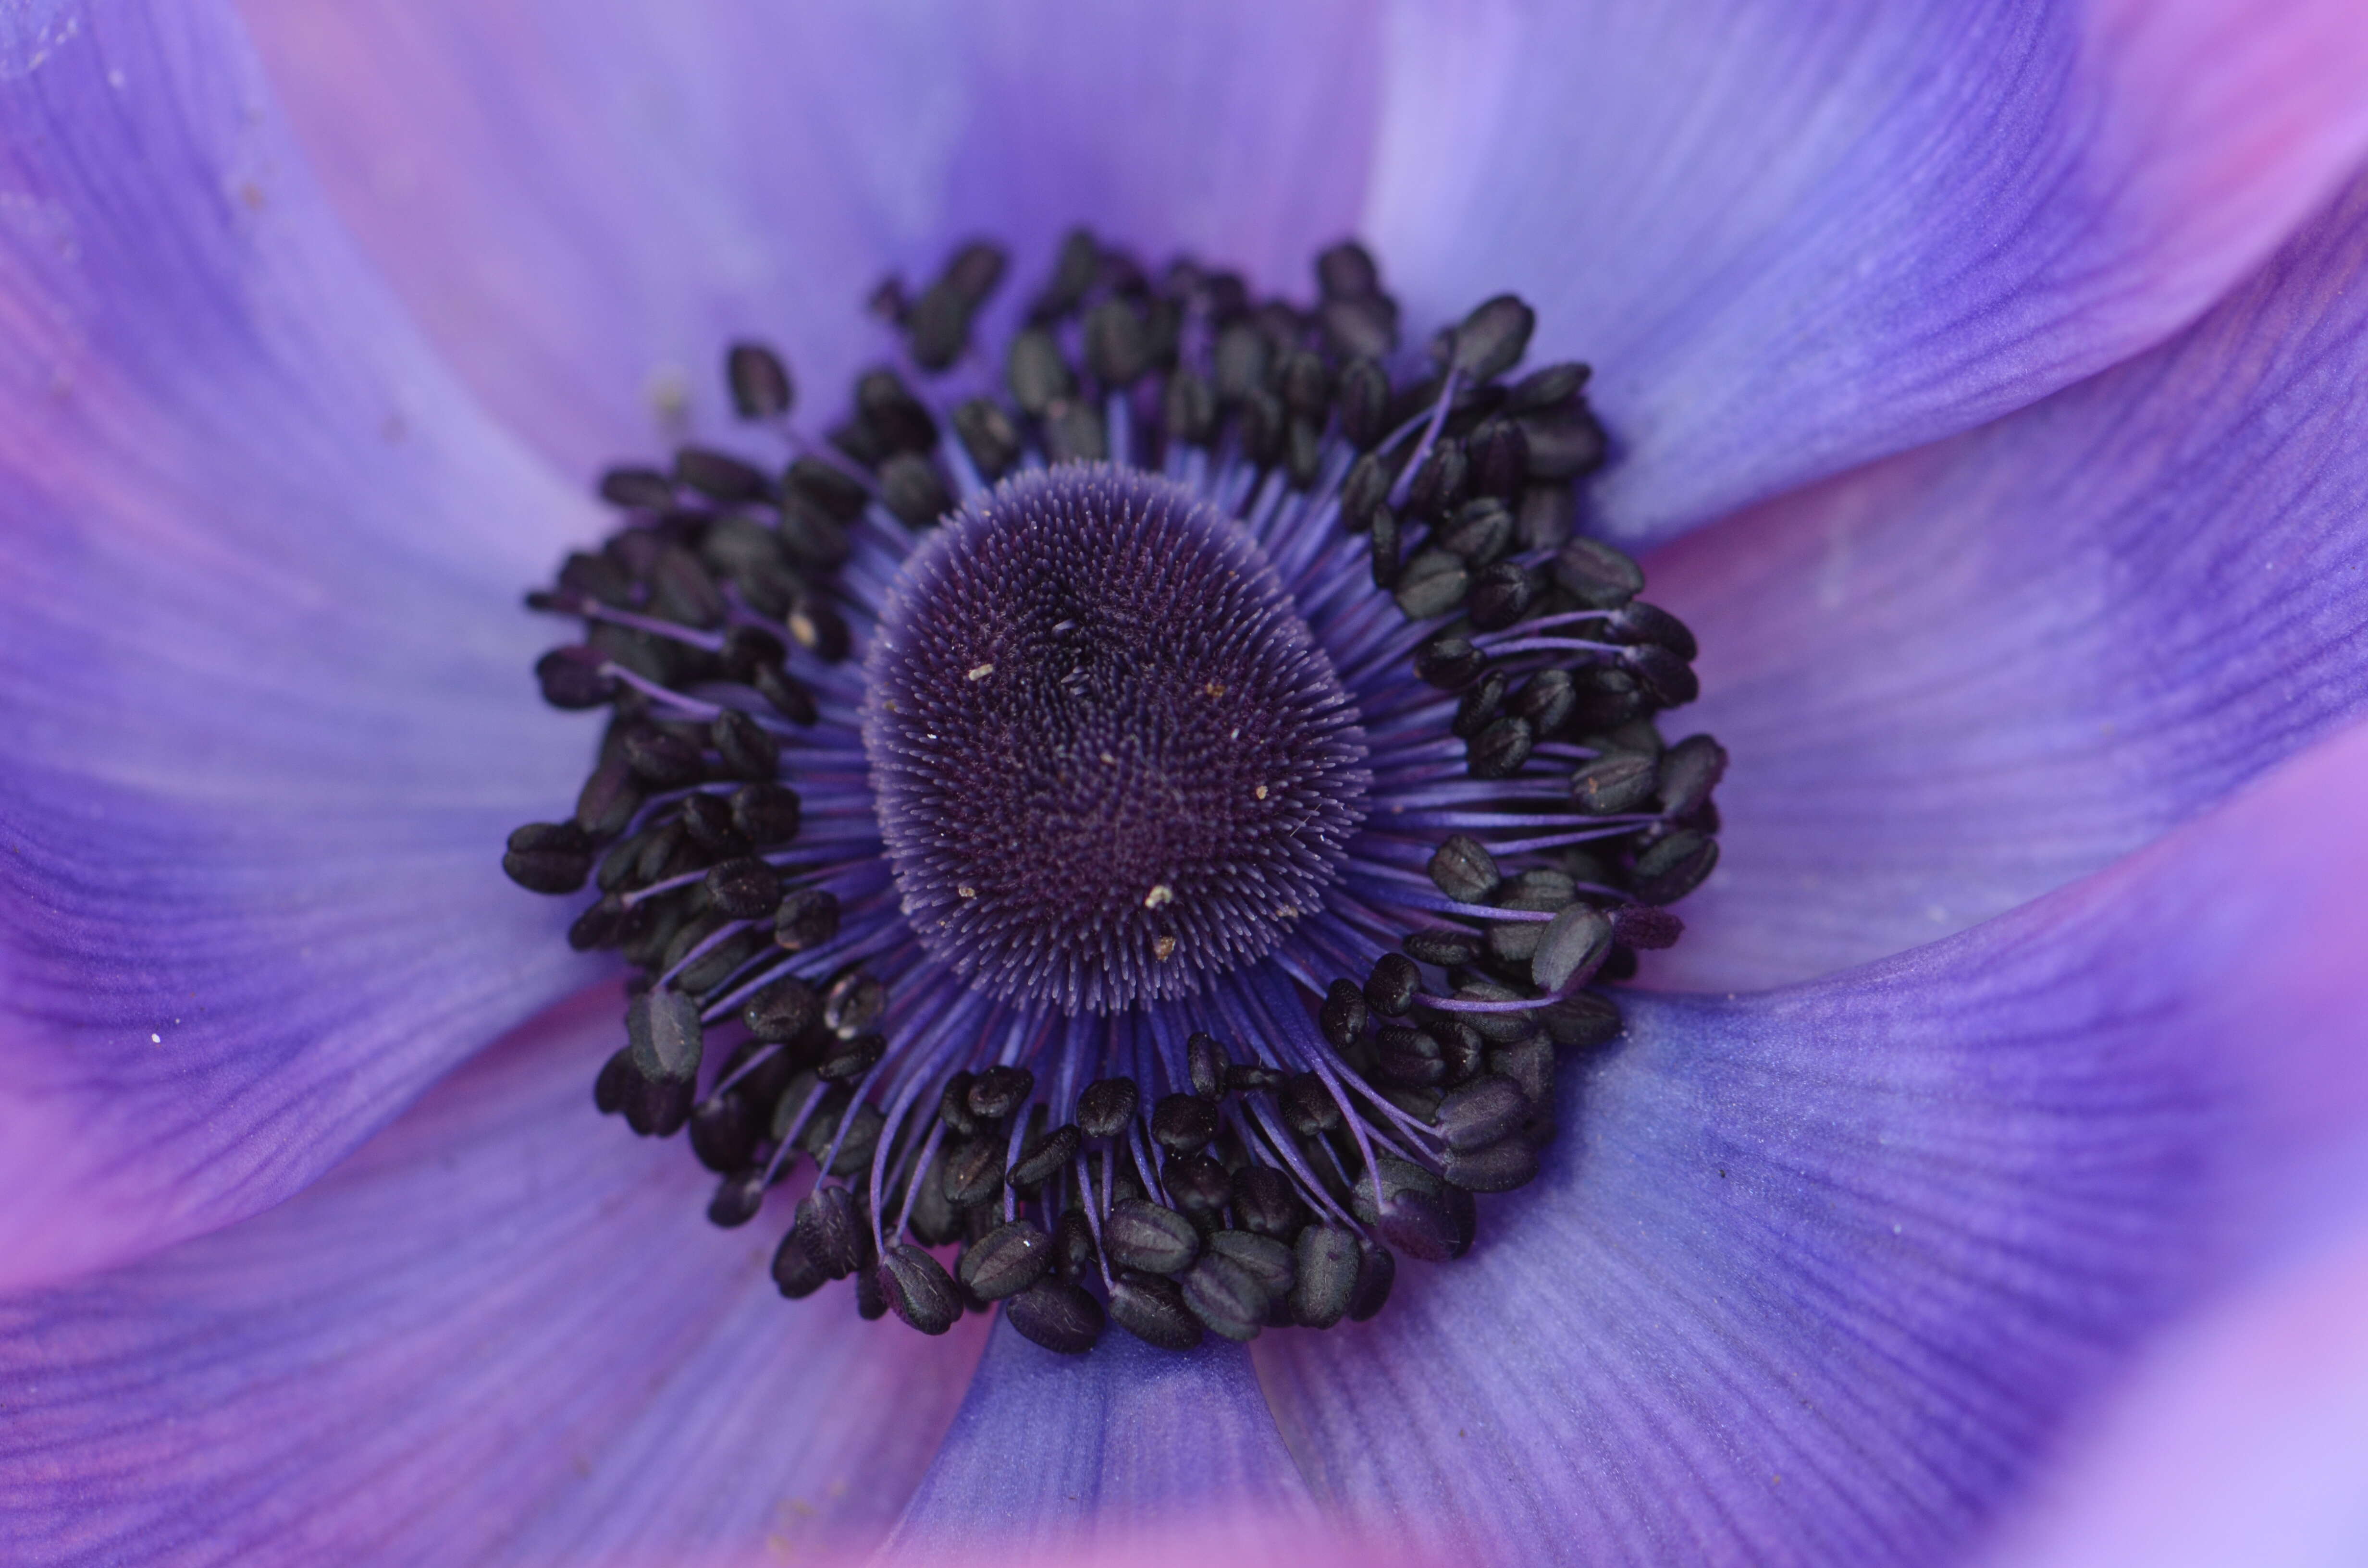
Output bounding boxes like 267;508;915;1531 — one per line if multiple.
1649;168;2368;990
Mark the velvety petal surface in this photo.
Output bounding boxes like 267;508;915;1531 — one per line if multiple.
0;987;988;1568
0;0;607;1286
234;0;1385;480
1641;168;2368;991
1255;718;2368;1567
1974;1199;2368;1568
888;1316;1317;1557
1364;0;2368;541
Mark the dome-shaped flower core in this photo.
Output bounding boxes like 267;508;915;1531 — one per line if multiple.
863;465;1369;1013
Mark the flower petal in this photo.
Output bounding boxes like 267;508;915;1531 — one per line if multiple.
234;0;1386;479
1641;168;2368;991
1255;717;2368;1566
888;1314;1317;1555
1976;1199;2368;1568
0;0;607;1286
1363;0;2368;541
0;986;987;1567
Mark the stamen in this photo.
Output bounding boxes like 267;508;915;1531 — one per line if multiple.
500;229;1720;1356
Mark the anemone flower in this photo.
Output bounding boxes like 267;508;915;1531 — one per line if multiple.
7;2;2368;1565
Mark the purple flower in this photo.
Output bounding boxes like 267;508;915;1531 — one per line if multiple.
5;1;2368;1564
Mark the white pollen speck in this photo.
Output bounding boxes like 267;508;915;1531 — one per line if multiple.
958;885;978;899
967;663;995;681
150;1032;161;1044
1100;751;1118;765
1144;884;1174;909
1154;936;1178;960
1254;784;1269;800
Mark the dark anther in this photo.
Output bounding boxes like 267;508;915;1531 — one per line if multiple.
535;646;617;710
1572;751;1658;815
1567;665;1644;730
879;453;952;528
1368;507;1403;589
1290;1225;1360;1329
1034;228;1100;318
1510;669;1576;735
1211;321;1268;402
689;1091;757;1173
817;1032;886;1082
1237;388;1285;467
1373;1025;1447;1089
1181;1250;1267;1342
575;760;641;841
856;369;939;454
1281;1073;1344;1137
957;1220;1054;1301
1468;418;1530;498
1277;350;1331;420
1436;1074;1529;1153
622;728;703;789
1517;484;1574;551
1322;293;1399;361
1365;952;1420;1018
1506;361;1590;413
1517;399;1607;479
1405;441;1468;522
1452;670;1509;740
954;398;1022;479
598;466;676;510
786;457;868;521
1394;550;1469;620
627;987;703;1088
594;1047;633;1115
1444;1135;1542;1194
967;1065;1036;1123
1187;1032;1229;1101
742;978;818;1042
1610;600;1700;662
1085;296;1150;386
821;970;887;1038
1430;833;1504;903
1540;991;1623;1049
503;821;592;894
856;1264;889;1321
1438;497;1511;564
1553;537;1646;608
679;792;745;854
726;342;795;420
940;1137;1006;1208
795;1184;864;1278
908;1152;963;1247
773;888;841;953
1371;1186;1459;1263
1624;643;1699;708
1612;904;1685;950
1109;1270;1204;1351
707;1170;768;1228
1228;1062;1287;1096
1006;328;1073;415
787;594;852;663
1336;357;1391;450
1150;1093;1219;1154
1233;1166;1306;1238
1316;240;1381;300
1451;294;1536;382
704;857;783;920
1404;927;1482;967
1005;1279;1105;1355
1102;1198;1202;1275
1008;1122;1081;1188
879;1244;962;1335
1076;1077;1140;1139
1633;830;1720;906
1320;980;1370;1050
729;782;802;846
1347;1241;1397;1322
1467;716;1536;780
1161;368;1217;446
674;446;768;504
1054;1207;1099;1281
771;1229;829;1300
1165;1152;1233;1224
568;895;633;952
1414;633;1486;690
938;1073;979;1138
1339;452;1393;533
1467;561;1539;631
1656;735;1729;818
1208;1229;1295;1304
752;663;820;726
1042;399;1107;464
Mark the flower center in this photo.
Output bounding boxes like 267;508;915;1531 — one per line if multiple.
863;464;1369;1012
498;231;1725;1356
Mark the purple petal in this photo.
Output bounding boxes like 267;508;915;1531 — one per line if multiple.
1643;167;2368;991
1977;1203;2368;1568
888;1314;1316;1555
1254;716;2368;1566
0;987;987;1566
235;0;1385;480
0;2;606;1286
1365;0;2368;541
